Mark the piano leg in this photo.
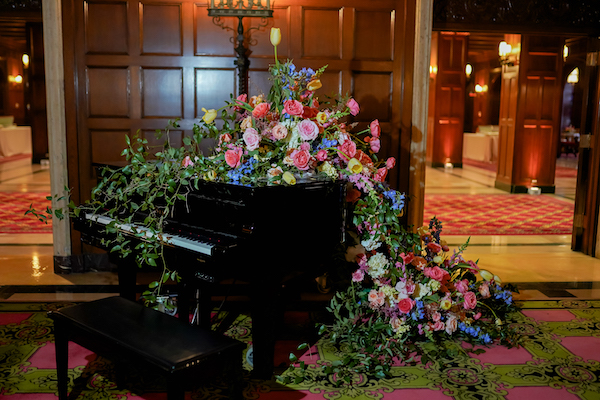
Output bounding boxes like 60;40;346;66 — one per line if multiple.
250;279;283;379
177;281;211;328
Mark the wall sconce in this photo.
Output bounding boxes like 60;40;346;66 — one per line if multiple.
567;67;579;85
475;84;483;93
563;45;569;62
208;0;273;96
22;53;29;69
465;63;472;78
8;75;23;84
429;65;438;78
498;41;513;66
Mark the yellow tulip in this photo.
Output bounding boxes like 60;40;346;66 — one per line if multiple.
440;298;452;310
202;107;217;124
283;171;296;185
206;170;216;181
348;158;363;174
307;79;322;91
480;269;494;281
270;27;281;46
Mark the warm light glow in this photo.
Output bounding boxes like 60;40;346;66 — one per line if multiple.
567;67;579;84
8;75;23;84
465;63;472;78
483;85;488;92
475;84;483;93
563;45;569;61
31;254;42;278
498;41;512;57
22;53;29;68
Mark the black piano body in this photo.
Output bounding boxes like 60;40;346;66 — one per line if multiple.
73;177;347;378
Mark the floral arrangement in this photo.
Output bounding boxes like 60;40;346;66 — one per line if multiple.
30;27;520;382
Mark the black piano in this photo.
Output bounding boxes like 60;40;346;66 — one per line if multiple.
74;176;347;378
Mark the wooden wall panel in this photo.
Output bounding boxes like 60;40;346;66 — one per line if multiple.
85;1;128;55
195;68;236;115
141;67;183;118
354;10;393;60
87;67;130;118
352;72;392;122
140;3;182;55
143;129;185;158
302;8;342;59
90;129;130;163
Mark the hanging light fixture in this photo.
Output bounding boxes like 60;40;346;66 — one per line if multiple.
465;63;472;78
563;45;569;61
22;54;30;69
498;41;513;66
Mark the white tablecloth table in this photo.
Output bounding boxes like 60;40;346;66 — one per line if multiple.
463;132;498;162
0;126;32;157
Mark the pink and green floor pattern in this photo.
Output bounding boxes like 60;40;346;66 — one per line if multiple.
1;300;600;399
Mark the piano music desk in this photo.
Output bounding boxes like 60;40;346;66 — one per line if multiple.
49;296;246;400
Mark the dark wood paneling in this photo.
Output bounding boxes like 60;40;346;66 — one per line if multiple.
140;2;182;56
87;66;130;118
352;71;392;122
194;68;236;116
354;10;393;61
85;1;129;55
141;67;183;118
302;8;342;59
90;129;130;163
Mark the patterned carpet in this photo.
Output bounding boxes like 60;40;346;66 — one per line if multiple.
0;192;52;234
424;194;574;235
1;301;600;399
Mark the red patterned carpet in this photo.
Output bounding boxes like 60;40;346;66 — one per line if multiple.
0;192;53;234
424;194;573;235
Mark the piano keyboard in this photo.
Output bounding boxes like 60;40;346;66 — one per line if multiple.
84;213;218;256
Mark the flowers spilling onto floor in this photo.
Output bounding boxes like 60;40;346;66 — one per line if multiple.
32;27;520;382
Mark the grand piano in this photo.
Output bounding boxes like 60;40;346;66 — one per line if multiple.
74;175;347;378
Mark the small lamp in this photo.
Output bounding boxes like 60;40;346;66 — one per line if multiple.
567;68;579;85
465;63;472;79
499;41;512;66
444;158;453;173
22;54;29;69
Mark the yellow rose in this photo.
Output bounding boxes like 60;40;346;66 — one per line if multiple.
283;171;296;185
202;107;217;124
307;79;322;91
270;27;281;46
348;158;363;174
480;269;494;281
316;112;328;124
440;298;452;310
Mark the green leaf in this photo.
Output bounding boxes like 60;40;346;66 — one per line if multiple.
289;353;298;363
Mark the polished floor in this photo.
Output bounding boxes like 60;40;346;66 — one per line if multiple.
1;157;599;302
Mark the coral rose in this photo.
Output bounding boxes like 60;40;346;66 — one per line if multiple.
225;148;242;168
386;157;396;169
292;149;311;170
316;149;328;161
370;138;381;152
374;167;387;182
338;139;357;161
252;102;270;118
398;298;414;314
284;99;304;116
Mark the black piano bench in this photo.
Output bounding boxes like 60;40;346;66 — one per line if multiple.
48;296;246;400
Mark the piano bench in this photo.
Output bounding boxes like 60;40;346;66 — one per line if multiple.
48;296;246;400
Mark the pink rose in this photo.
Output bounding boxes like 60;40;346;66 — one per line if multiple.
426;266;445;282
398;298;414;314
292;149;311;170
182;155;194;168
374;167;387;182
370;119;380;137
352;269;364;282
234;93;247;111
284;99;304;116
370;138;380;153
219;133;232;145
473;312;482;320
271;123;288;140
243;128;261;151
386;157;396;169
445;315;458;334
427;242;442;253
467;260;479;273
454;279;469;294
463;291;477;310
316;149;328;161
346;98;360;116
297;119;319;141
337;139;357;161
478;282;490;298
225;148;242;168
252;102;270;118
432;321;445;331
